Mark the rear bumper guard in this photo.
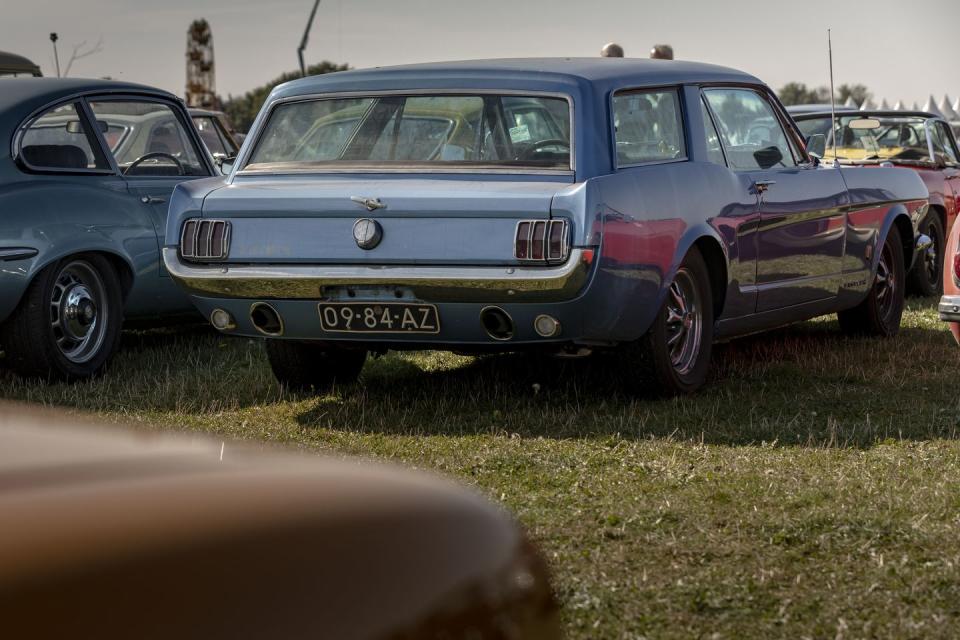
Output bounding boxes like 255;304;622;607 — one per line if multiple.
162;247;592;303
939;295;960;323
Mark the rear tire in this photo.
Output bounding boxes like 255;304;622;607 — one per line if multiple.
266;340;367;392
907;211;944;297
625;247;714;396
0;254;123;381
838;225;905;336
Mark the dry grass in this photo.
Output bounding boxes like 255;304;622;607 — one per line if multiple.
2;296;959;638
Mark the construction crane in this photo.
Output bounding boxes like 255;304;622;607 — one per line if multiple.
186;19;217;109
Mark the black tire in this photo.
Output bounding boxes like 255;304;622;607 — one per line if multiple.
907;212;944;297
838;225;905;337
265;340;367;392
625;247;714;396
0;254;123;381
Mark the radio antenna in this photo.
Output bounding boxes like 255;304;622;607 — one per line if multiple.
828;28;839;166
298;0;321;77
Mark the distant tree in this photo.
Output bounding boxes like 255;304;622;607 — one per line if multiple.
778;82;830;106
836;84;872;107
220;61;349;133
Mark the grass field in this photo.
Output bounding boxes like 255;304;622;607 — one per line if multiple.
3;297;959;638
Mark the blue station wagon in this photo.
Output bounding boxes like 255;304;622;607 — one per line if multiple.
0;79;217;380
164;59;929;395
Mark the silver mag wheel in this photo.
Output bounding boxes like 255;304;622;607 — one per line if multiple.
49;260;109;364
664;267;703;376
874;240;896;320
923;235;939;285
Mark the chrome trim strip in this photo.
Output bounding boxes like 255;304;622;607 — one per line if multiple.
939;295;960;322
0;248;39;261
163;247;590;303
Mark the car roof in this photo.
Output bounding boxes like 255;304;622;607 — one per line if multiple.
0;51;41;75
270;57;762;101
0;78;177;139
785;104;859;114
188;107;225;117
793;110;943;120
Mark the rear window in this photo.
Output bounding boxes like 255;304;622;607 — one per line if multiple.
244;94;571;172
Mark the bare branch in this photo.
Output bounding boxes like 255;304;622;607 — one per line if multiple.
63;36;104;77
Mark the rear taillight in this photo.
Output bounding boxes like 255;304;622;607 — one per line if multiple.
180;219;231;262
515;219;569;263
953;253;960;285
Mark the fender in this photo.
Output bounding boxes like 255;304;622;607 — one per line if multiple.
0;225;139;323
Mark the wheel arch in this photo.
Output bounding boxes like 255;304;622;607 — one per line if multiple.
32;247;136;301
669;225;729;321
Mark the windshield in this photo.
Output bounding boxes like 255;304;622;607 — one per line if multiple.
244;94;571;172
797;115;932;162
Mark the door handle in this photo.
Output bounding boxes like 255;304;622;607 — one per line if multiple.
140;196;166;205
753;180;776;193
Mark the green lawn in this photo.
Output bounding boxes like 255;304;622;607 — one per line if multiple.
3;297;959;638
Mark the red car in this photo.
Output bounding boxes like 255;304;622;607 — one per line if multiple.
793;109;960;296
940;222;960;342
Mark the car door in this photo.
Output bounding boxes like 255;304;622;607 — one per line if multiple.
87;97;215;310
932;120;960;230
704;87;849;312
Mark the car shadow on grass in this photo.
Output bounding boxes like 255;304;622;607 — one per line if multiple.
295;320;959;448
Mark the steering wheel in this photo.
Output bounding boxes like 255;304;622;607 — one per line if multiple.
123;152;185;176
518;139;570;160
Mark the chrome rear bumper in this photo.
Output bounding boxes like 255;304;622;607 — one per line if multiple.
162;247;592;303
939;295;960;322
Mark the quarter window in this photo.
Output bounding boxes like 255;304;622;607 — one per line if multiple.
932;122;959;164
613;88;685;166
20;103;108;171
703;88;798;170
89;100;207;176
700;98;726;166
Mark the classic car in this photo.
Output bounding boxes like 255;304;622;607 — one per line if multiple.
0;405;561;638
0;51;42;78
164;59;929;395
939;219;960;343
0;78;219;381
189;107;241;161
793;110;960;296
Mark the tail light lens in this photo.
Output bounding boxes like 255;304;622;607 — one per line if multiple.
953;253;960;286
515;219;569;263
180;219;231;262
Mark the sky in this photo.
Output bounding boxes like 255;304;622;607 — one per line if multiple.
5;0;960;108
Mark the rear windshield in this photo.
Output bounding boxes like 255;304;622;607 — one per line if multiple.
244;94;572;172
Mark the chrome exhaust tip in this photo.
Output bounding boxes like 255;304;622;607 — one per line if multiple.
250;302;284;337
480;306;514;341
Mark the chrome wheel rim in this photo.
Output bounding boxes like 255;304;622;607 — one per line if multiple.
49;261;108;364
875;242;895;318
665;268;703;376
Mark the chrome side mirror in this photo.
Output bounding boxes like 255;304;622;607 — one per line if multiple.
216;156;236;175
805;134;826;160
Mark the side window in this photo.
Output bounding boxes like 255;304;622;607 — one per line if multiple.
89;100;207;176
933;122;959;164
700;98;726;166
193;116;228;157
613;88;685;166
19;102;108;171
703;88;798;170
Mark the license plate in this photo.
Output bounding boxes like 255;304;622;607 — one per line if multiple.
318;302;440;334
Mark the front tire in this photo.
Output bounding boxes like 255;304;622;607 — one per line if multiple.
838;225;905;336
266;340;367;392
626;248;714;396
907;212;944;297
0;254;123;381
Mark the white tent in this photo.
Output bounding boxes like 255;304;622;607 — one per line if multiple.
843;96;858;109
954;97;960;114
880;98;891;110
860;99;876;110
922;95;943;117
911;101;920;111
939;95;960;122
892;100;904;110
